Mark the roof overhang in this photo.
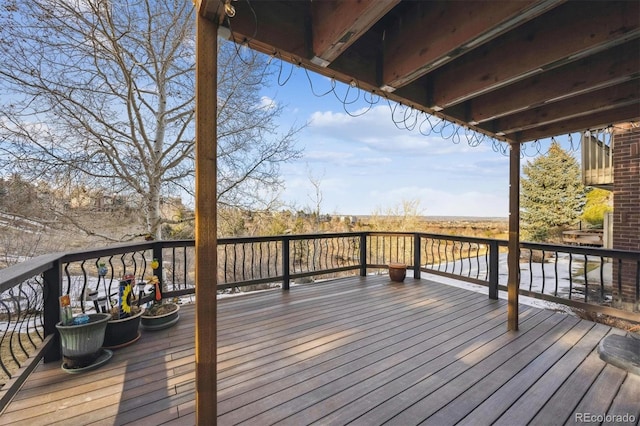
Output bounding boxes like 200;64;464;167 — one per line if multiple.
198;0;639;143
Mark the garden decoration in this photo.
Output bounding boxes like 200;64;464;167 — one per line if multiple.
56;295;112;372
98;262;108;277
140;275;180;331
91;262;113;314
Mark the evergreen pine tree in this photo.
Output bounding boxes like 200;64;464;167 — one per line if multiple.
521;141;585;241
581;188;612;227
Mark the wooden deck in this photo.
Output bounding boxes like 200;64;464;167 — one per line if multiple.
1;275;638;425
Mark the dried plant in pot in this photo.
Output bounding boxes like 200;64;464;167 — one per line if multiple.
140;275;180;331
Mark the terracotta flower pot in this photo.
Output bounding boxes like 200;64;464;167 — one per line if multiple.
388;263;407;282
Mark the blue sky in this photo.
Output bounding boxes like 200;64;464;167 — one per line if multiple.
260;65;581;218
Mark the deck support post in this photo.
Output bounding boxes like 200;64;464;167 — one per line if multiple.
508;142;520;331
283;237;291;290
195;11;218;425
43;260;62;362
359;233;367;277
488;240;499;300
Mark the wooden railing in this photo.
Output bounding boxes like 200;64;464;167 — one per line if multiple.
0;232;638;410
581;131;613;188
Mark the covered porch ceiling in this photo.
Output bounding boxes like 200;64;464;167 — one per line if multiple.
200;0;639;144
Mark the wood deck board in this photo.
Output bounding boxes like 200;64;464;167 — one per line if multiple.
218;300;511;423
602;373;640;425
349;310;567;425
219;288;481;385
217;281;464;344
313;308;549;426
491;323;611;425
218;284;466;356
9;332;196;403
531;333;613;425
273;306;524;426
0;275;634;426
568;363;628;424
218;295;504;406
217;285;470;368
447;320;595;426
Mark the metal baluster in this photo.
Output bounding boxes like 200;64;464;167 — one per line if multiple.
554;251;559;296
568;254;574;299
541;250;546;294
584;254;589;302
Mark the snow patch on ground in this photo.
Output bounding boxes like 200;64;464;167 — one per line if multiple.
420;271;576;316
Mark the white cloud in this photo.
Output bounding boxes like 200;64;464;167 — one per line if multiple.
259;96;277;110
276;84;513;217
280;164;508;217
368;186;508;217
307;106;492;157
304;150;391;168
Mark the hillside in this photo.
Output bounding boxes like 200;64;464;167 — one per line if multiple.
0;208;149;268
0;206;509;269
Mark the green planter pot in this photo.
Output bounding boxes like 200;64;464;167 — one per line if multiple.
141;303;180;331
56;313;110;369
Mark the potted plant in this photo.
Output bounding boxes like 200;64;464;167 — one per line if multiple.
103;275;143;348
388;263;407;282
140;275;180;331
56;295;112;372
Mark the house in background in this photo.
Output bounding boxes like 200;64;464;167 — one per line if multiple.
580;123;640;308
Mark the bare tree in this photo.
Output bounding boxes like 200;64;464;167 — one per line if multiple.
371;199;425;232
306;167;324;230
0;0;302;239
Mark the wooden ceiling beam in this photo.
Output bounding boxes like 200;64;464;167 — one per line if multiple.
221;1;309;57
488;79;640;135
381;0;562;90
327;47;380;89
203;1;639;143
427;0;640;109
513;104;640;142
465;40;640;125
310;0;399;67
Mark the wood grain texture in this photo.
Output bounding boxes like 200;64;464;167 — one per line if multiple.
0;275;632;425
